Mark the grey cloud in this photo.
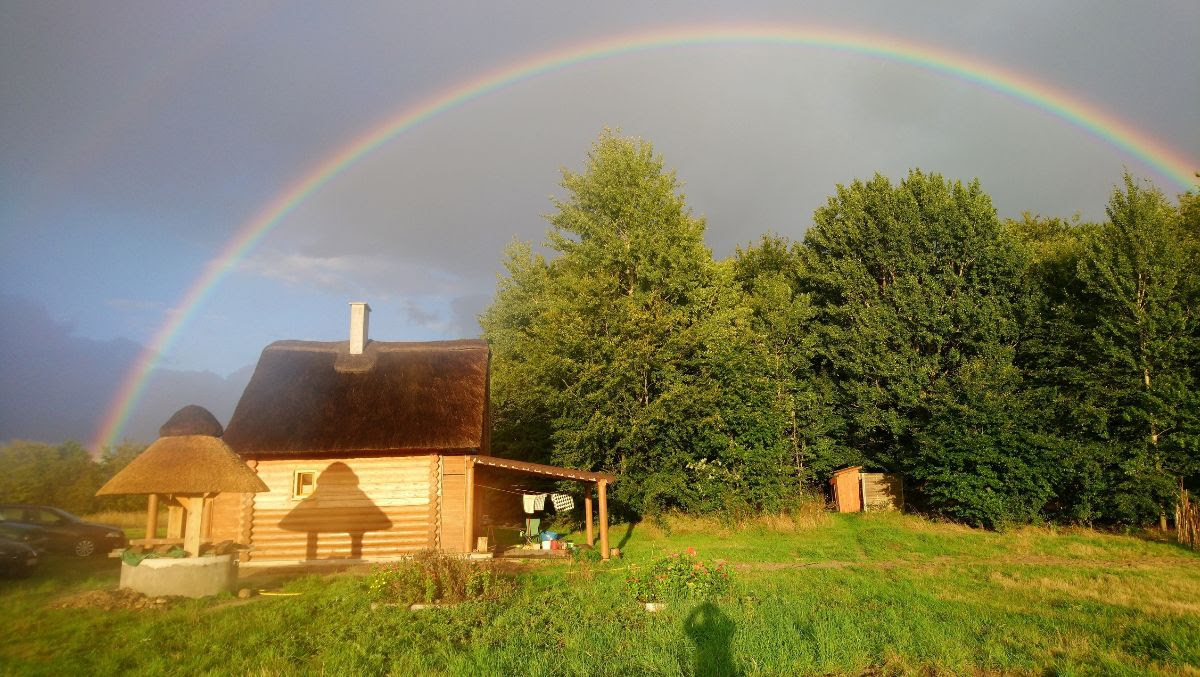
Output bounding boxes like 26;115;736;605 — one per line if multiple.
0;294;252;447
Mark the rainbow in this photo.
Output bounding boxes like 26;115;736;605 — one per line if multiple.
91;22;1198;451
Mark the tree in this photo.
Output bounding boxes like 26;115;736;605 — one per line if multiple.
1072;175;1200;524
798;171;1028;472
482;131;793;515
730;235;843;485
910;356;1057;528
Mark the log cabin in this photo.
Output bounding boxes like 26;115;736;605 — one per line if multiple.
211;302;615;564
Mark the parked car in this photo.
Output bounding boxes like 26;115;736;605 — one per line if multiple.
0;535;39;576
0;521;50;553
0;505;127;557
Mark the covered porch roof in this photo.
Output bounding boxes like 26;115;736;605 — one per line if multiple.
465;455;617;559
470;455;617;484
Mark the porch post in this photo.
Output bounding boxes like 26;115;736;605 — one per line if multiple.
464;456;476;553
598;479;609;560
184;495;205;556
166;496;184;538
145;494;159;540
585;488;594;547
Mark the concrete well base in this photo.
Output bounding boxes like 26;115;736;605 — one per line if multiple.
119;554;237;598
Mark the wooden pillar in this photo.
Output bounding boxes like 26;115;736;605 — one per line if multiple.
598;479;609;560
184;496;205;556
166;497;184;539
585;490;594;547
202;494;214;539
145;494;159;540
464;457;476;553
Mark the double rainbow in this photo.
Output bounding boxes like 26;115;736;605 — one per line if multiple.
91;23;1198;451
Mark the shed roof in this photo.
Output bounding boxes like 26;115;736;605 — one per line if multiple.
222;339;489;456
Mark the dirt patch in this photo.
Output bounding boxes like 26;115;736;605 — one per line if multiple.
52;588;179;611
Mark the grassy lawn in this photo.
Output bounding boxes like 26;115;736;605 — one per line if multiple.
2;512;1198;675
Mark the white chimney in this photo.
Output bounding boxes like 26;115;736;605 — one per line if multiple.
349;302;371;355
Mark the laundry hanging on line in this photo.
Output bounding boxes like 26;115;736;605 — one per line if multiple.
522;493;547;513
551;493;574;512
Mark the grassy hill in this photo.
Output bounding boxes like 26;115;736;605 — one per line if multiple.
2;511;1198;675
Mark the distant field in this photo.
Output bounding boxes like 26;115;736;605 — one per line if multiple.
2;512;1198;675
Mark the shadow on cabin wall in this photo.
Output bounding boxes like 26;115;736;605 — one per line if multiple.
278;462;392;560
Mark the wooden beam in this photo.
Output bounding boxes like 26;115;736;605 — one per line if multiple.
145;494;159;540
598;479;609;560
184;496;205;556
585;491;594;547
166;502;184;539
464;457;476;553
128;538;187;546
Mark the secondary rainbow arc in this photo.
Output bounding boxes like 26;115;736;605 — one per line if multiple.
91;22;1199;451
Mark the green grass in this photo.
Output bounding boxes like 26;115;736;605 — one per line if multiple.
2;512;1198;675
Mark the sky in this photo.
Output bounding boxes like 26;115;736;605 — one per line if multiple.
1;1;1197;448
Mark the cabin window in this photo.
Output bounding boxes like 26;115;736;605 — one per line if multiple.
293;470;316;498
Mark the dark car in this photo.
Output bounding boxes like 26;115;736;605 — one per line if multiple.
0;505;126;557
0;535;39;576
0;521;50;553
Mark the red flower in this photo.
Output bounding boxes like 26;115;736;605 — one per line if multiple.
686;547;697;556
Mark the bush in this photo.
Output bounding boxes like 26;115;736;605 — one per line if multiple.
366;550;510;604
626;549;732;602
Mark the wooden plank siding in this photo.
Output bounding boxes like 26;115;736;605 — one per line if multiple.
243;455;435;562
439;455;468;553
862;473;903;512
208;491;246;543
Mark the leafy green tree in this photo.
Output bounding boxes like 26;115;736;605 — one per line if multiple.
730;235;844;484
910;356;1057;528
1006;214;1109;523
798;170;1028;482
0;440;102;514
483;131;793;515
1071;176;1200;524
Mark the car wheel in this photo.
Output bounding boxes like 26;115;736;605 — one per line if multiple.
73;538;97;557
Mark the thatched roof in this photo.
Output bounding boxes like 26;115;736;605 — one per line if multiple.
222;339;489;456
159;404;224;437
96;435;269;495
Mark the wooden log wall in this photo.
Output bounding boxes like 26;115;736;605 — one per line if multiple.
245;455;435;562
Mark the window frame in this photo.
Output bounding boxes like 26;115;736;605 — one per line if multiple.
292;469;318;499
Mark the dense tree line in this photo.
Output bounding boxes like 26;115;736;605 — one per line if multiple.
483;131;1199;527
0;441;145;514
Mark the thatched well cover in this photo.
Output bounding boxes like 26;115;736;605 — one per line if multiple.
96;407;267;496
159;404;224;437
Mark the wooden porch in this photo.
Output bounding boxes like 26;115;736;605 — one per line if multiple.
465;455;618;559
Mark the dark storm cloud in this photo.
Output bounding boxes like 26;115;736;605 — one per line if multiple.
0;295;251;445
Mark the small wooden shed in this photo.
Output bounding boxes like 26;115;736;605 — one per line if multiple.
829;466;863;513
829;466;903;513
210;303;616;563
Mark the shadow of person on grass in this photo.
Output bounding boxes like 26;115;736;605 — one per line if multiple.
684;601;738;676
